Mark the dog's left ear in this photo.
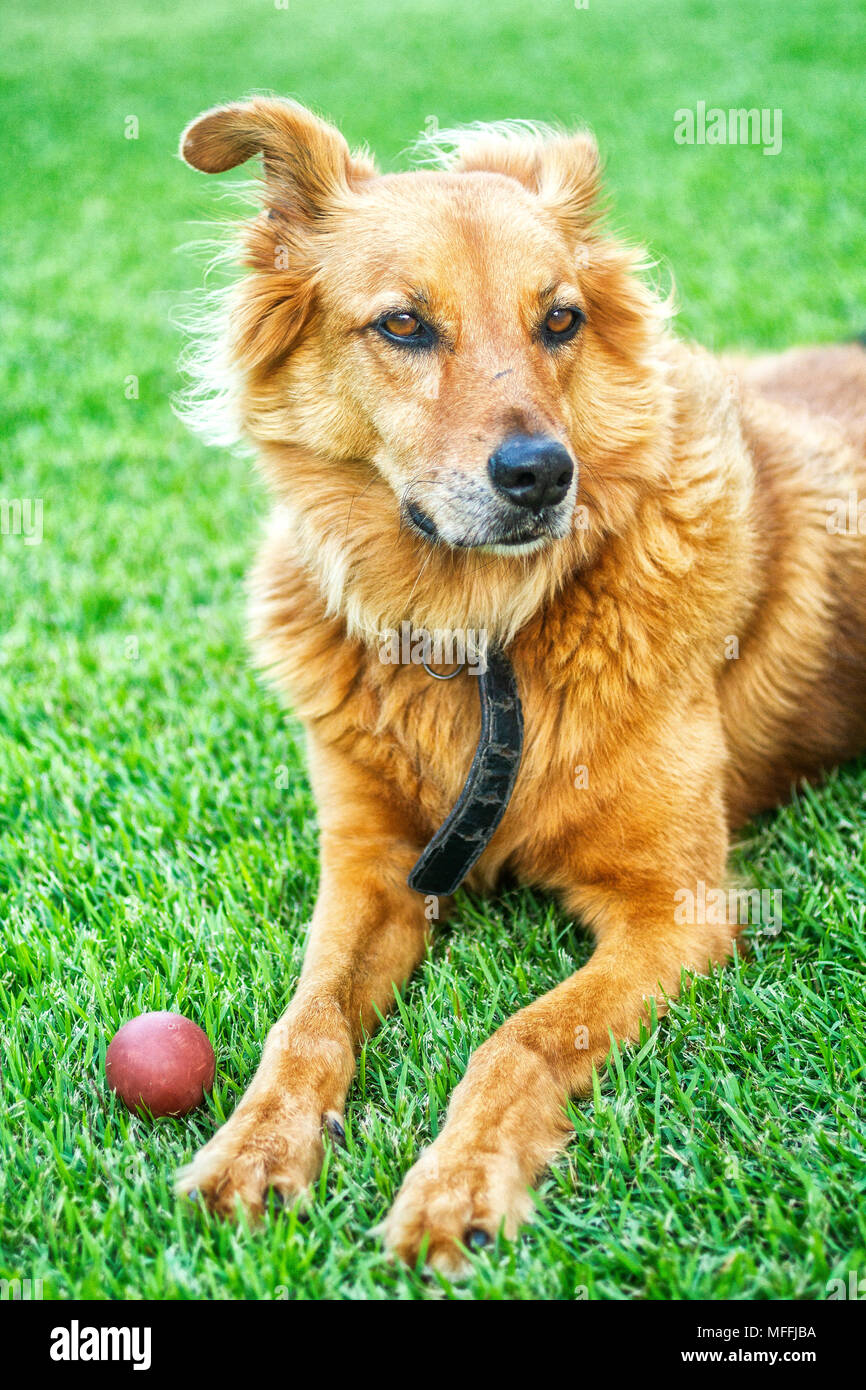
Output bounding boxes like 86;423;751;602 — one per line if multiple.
179;97;376;217
449;126;600;238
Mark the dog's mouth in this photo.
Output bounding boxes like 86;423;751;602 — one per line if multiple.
406;503;561;554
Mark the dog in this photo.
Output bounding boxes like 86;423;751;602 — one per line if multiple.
174;97;866;1272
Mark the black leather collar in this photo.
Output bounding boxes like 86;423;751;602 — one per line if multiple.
408;647;524;896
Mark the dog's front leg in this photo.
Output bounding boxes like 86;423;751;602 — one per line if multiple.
177;751;431;1218
384;877;739;1273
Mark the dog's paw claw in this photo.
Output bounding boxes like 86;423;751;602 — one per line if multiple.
383;1143;531;1274
323;1111;346;1146
176;1097;325;1220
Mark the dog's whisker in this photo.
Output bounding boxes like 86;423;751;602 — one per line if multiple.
343;474;380;543
405;545;436;610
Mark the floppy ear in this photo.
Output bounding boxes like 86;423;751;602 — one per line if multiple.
179;97;376;215
448;125;601;238
179;100;376;373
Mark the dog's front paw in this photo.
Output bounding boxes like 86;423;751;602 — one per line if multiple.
383;1140;534;1274
176;1094;338;1219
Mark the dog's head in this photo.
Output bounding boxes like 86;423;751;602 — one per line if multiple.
180;99;671;636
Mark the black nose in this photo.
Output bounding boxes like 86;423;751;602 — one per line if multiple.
488;435;574;510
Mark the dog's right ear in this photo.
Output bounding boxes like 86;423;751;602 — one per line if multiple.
445;124;601;241
179;98;375;214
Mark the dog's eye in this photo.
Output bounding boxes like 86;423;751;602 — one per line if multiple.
542;306;584;344
378;312;431;345
547;308;575;334
383;313;420;337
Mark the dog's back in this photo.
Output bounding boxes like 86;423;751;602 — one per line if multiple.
718;342;866;821
737;342;866;458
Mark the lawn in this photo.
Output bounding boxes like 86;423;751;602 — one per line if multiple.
1;0;864;1301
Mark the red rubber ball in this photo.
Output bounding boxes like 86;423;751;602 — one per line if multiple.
105;1011;215;1117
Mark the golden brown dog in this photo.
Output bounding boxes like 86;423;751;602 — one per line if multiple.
174;97;866;1271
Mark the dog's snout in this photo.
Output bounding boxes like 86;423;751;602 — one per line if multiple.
488;435;574;510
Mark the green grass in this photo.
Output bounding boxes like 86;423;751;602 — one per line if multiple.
1;0;865;1300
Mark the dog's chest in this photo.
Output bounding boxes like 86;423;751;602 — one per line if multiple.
363;651;594;856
